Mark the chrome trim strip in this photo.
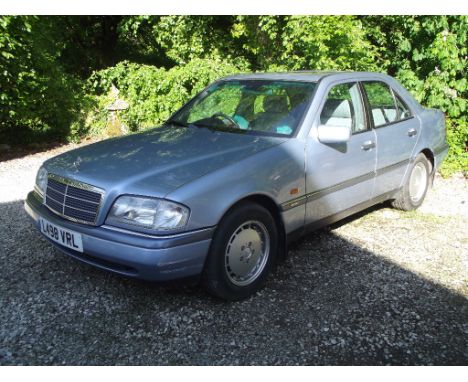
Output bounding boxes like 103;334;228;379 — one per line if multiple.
48;173;105;195
44;204;66;220
62;204;98;215
34;185;44;199
45;193;65;207
286;188;401;243
46;187;66;199
43;206;99;226
281;160;410;211
280;195;307;211
101;225;215;239
306;171;375;203
65;194;100;205
47;182;66;193
375;159;409;177
63;184;68;214
282;171;374;211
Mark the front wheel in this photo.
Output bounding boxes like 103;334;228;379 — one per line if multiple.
202;202;278;301
392;153;431;211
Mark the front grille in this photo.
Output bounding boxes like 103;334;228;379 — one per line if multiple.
45;176;103;225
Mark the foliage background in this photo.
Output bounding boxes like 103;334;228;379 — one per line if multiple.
0;16;466;175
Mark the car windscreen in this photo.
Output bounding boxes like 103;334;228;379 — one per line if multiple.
168;80;317;137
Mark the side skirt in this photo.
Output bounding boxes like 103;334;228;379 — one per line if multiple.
286;188;400;245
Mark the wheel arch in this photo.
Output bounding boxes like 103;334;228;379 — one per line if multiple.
221;193;288;262
419;148;435;175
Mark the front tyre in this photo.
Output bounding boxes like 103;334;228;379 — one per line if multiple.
392;153;431;211
202;202;278;301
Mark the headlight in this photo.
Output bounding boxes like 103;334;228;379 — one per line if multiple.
35;167;48;196
106;196;190;231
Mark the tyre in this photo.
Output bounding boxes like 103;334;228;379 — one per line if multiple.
392;153;431;211
202;202;278;301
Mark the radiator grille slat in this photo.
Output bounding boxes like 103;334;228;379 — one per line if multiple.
47;178;67;193
44;176;102;225
64;196;99;211
63;206;97;222
66;186;101;203
46;187;65;203
45;196;63;214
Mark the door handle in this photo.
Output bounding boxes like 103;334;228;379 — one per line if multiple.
361;140;375;150
408;128;417;137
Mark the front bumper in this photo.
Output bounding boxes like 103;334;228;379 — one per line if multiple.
24;191;214;281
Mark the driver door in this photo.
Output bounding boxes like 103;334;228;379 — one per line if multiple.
305;81;377;224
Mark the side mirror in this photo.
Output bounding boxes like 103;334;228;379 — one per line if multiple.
317;124;351;144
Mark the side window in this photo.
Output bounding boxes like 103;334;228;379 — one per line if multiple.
320;82;366;134
362;81;398;127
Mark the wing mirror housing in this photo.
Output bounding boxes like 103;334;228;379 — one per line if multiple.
317;124;351;144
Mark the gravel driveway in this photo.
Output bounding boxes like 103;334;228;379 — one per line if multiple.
0;144;467;365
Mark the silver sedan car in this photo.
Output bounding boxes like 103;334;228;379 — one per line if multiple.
25;71;449;300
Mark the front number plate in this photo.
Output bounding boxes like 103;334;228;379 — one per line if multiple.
39;217;83;253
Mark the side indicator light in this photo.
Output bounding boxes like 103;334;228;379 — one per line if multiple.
290;188;299;195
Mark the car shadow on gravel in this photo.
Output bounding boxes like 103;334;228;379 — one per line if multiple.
0;200;467;365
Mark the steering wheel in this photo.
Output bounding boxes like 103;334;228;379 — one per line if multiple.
212;112;241;129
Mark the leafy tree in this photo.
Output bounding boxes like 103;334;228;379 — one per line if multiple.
231;16;285;70
145;16;381;72
361;16;467;174
0;16;85;144
0;15;466;174
231;16;380;71
152;16;239;65
81;58;245;134
116;16;173;69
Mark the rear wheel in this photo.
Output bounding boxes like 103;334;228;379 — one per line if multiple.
392;153;430;211
202;202;278;301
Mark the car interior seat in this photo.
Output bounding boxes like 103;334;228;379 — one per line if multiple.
251;95;292;131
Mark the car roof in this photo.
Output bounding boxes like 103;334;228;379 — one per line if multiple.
221;71;392;83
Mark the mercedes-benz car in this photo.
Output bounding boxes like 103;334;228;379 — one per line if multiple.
25;71;449;300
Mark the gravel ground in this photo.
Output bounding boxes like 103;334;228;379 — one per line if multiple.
0;144;467;365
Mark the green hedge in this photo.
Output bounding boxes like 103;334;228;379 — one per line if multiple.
72;58;246;138
0;16;86;144
441;118;467;177
1;16;465;176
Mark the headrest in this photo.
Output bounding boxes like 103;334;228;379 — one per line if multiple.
263;95;289;114
321;99;352;119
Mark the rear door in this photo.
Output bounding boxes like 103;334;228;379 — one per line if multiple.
304;81;377;224
361;81;420;197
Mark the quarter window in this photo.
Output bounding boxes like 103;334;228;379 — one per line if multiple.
394;93;412;119
320;82;367;134
362;81;398;127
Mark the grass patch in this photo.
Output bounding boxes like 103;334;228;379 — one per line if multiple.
396;210;451;224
